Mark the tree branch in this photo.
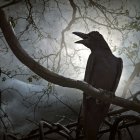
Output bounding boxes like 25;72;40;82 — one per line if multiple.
0;0;21;9
0;8;140;113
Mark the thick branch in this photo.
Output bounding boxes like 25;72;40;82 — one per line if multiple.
0;0;21;9
0;9;140;113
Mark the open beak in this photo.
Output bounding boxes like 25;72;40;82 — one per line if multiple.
73;32;88;44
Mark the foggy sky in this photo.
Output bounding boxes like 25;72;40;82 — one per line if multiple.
0;0;140;135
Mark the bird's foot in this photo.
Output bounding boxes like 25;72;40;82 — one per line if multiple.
96;89;115;104
99;88;114;98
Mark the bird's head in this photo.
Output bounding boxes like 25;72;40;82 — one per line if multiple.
73;31;110;51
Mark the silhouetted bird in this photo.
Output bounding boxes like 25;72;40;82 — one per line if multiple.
73;31;123;140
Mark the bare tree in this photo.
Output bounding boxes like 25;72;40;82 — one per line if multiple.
0;0;140;139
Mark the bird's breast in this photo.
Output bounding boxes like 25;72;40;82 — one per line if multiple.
87;53;118;91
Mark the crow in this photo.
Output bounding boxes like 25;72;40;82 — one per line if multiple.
73;31;123;140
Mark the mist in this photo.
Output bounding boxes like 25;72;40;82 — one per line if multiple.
0;0;140;139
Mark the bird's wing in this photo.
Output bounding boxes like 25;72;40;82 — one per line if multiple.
111;58;123;93
78;53;96;122
84;53;96;84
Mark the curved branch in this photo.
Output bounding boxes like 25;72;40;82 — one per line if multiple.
0;0;21;9
0;9;140;113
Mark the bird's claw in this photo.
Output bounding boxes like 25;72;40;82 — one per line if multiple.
99;88;114;98
96;89;115;104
